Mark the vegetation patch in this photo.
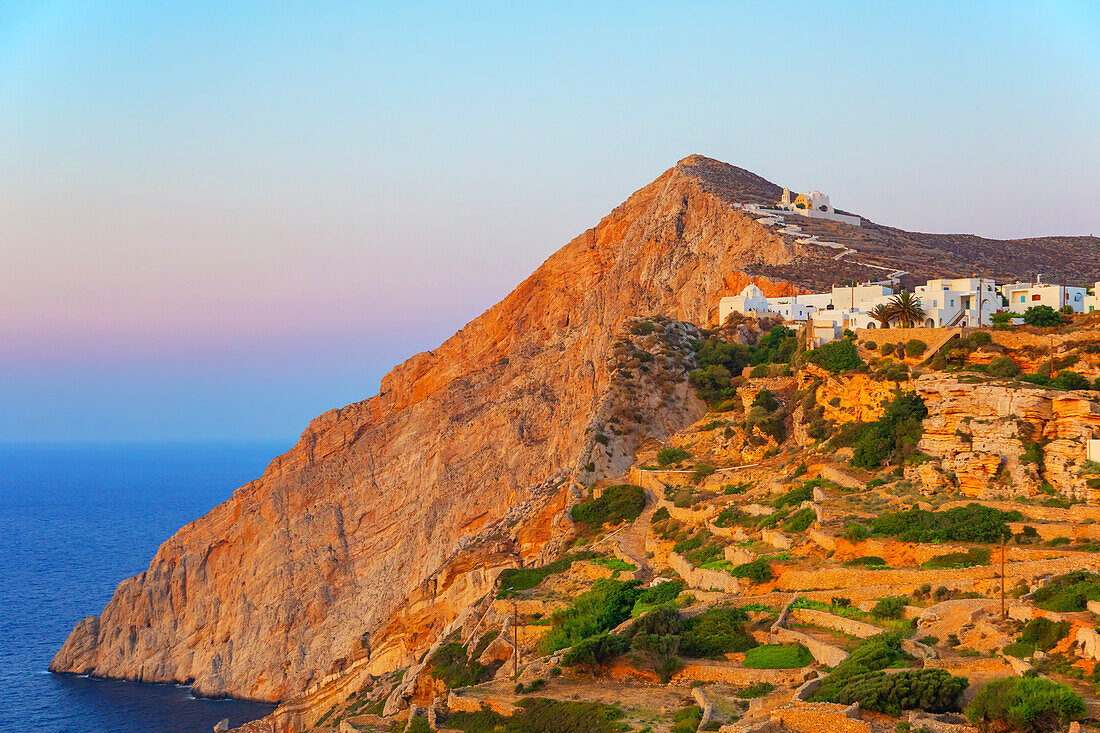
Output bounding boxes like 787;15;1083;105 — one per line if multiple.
871;503;1022;544
426;641;497;689
920;548;991;569
1031;571;1100;612
742;643;813;669
965;675;1085;733
804;339;863;373
538;579;641;654
571;484;646;528
830;391;927;470
1003;617;1070;658
679;606;757;659
497;552;599;597
811;633;967;715
446;697;630;733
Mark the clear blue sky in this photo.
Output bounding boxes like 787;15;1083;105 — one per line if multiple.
2;0;1098;442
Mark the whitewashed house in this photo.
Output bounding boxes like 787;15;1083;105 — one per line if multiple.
914;278;998;327
1001;281;1088;314
1083;283;1099;314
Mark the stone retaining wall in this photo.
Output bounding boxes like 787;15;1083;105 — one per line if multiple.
773;627;849;666
777;555;1100;592
672;662;809;686
924;657;1015;675
772;702;871;733
940;500;1100;523
669;552;741;593
820;466;863;490
790;608;882;639
446;692;517;716
1007;521;1100;542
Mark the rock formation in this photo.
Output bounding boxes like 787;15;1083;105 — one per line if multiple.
50;155;795;702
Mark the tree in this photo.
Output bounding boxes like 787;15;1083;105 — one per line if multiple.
885;292;926;328
868;304;892;329
991;311;1015;330
1023;305;1060;328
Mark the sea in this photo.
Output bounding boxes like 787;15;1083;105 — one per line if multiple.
0;442;289;733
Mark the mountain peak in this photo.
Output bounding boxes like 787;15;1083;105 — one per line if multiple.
672;154;783;205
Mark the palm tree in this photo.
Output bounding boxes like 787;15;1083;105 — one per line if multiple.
868;304;892;329
886;291;926;328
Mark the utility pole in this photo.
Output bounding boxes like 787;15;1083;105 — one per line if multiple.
1001;533;1007;620
513;598;519;678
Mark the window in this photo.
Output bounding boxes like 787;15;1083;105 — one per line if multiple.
1032;294;1041;301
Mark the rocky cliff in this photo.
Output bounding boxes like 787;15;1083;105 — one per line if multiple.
50;155;796;702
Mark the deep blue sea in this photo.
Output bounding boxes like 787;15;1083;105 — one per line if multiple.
0;442;289;733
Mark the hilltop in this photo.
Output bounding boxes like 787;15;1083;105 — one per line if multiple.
50;157;1100;733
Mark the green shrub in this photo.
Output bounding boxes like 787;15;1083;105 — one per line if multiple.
628;607;683;681
870;596;907;620
692;464;716;483
498;552;599;596
743;643;813;669
1051;370;1090;390
1022;305;1061;328
881;342;897;356
783;507;816;533
844;556;887;568
406;716;433;733
729;558;773;584
966;676;1085;733
1031;571;1100;612
752;389;779;411
657;447;691;466
652;506;670;522
427;642;493;688
539;579;641;654
447;697;630;733
921;548;991;569
806;340;863;373
571;484;646;528
773;483;814;508
818;668;967;716
843;522;870;542
863;340;878;350
847;391;928;470
1003;617;1070;658
903;339;927;358
670;705;703;733
871;503;1021;543
735;682;776;698
690;365;735;404
679;607;757;658
560;632;629;672
986;355;1020;377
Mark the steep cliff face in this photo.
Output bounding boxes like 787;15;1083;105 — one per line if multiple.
51;155;797;702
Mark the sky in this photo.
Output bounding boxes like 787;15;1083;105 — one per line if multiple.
1;1;1098;443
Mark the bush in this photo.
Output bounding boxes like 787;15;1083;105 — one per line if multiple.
498;552;599;596
966;676;1085;733
1030;571;1100;612
571;484;646;528
773;483;814;508
657;447;691;466
871;503;1021;544
863;340;878;350
671;706;703;733
845;556;887;568
881;342;897;356
628;607;683;681
903;340;927;358
1003;617;1070;658
689;365;735;404
447;697;630;733
783;507;816;533
679;607;757;658
869;596;907;620
1022;305;1061;328
806;340;863;373
1051;370;1090;390
406;716;432;733
560;632;630;672
986;355;1020;377
692;464;716;483
539;580;641;654
742;643;813;669
819;668;967;716
427;642;493;688
847;391;928;470
920;548;991;569
843;522;870;542
729;558;773;584
632;580;684;616
968;331;992;347
752;389;779;412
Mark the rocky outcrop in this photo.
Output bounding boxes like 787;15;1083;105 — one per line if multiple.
50;156;798;709
914;376;1100;500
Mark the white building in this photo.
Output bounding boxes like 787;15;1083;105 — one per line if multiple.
718;284;771;323
772;188;861;226
1001;281;1088;314
914;277;998;327
1083;283;1099;314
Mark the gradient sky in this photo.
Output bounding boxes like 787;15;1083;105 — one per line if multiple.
2;1;1098;442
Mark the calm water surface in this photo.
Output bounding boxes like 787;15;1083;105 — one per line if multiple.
0;443;287;733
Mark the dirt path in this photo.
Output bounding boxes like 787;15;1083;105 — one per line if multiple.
615;488;658;573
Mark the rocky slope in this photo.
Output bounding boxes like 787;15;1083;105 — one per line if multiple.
50;155;796;702
51;154;1100;725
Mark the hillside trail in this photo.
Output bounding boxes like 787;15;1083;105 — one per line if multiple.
614;487;659;575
